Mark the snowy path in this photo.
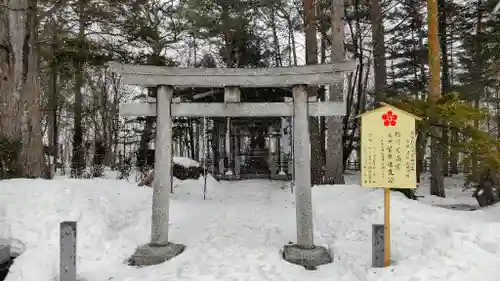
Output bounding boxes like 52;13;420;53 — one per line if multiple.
2;177;500;281
118;180;302;281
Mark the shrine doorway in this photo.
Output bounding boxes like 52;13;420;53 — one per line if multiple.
234;118;281;179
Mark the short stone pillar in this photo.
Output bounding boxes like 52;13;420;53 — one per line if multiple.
372;224;385;268
60;221;76;281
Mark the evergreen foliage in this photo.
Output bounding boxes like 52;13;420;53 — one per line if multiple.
390;92;500;183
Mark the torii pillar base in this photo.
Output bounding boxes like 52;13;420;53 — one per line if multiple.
128;242;186;267
282;244;333;270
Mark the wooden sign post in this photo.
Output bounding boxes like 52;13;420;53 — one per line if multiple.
359;103;421;267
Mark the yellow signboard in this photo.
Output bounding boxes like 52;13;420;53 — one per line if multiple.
359;103;421;189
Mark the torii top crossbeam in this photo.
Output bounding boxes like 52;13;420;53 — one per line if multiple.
107;61;358;87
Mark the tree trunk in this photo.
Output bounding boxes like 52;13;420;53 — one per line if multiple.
136;53;165;172
211;120;218;174
18;0;44;178
286;15;297;66
416;126;426;183
269;7;282;67
193;119;200;161
471;0;484;179
324;0;345;185
472;98;480;177
0;0;22;140
439;0;450;177
71;0;87;178
47;18;59;178
2;0;44;178
286;13;293;66
441;127;449;176
99;69;111;167
304;0;323;184
319;31;327;166
450;129;459;174
112;114;120;168
138;115;155;169
428;0;445;197
91;72;102;176
108;73;121;167
0;2;13;136
497;89;500;141
370;0;387;103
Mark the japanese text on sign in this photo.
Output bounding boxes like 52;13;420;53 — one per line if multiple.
361;107;418;189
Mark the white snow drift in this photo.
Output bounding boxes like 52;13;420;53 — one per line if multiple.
0;175;499;281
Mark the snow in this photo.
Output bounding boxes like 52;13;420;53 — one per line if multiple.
416;173;479;211
1;173;500;281
173;157;200;168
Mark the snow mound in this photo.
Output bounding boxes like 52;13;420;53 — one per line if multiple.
0;179;152;281
173;157;200;168
1;178;500;281
313;185;500;280
172;174;220;200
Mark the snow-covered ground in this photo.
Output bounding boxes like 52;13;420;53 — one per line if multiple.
173;156;200;168
416;173;479;210
1;172;500;281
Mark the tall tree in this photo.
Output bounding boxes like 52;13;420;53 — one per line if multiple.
45;18;59;177
370;0;387;103
303;0;325;184
0;0;21;142
120;0;183;173
0;0;44;178
462;0;494;178
428;0;445;197
385;0;429;181
70;0;87;178
21;0;44;177
439;0;451;176
324;0;345;184
386;0;428;96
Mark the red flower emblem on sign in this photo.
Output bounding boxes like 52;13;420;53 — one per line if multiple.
382;110;398;127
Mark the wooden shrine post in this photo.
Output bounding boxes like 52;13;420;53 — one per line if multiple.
108;61;357;268
359;103;422;267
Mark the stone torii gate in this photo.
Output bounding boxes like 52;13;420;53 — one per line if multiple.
108;61;357;268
